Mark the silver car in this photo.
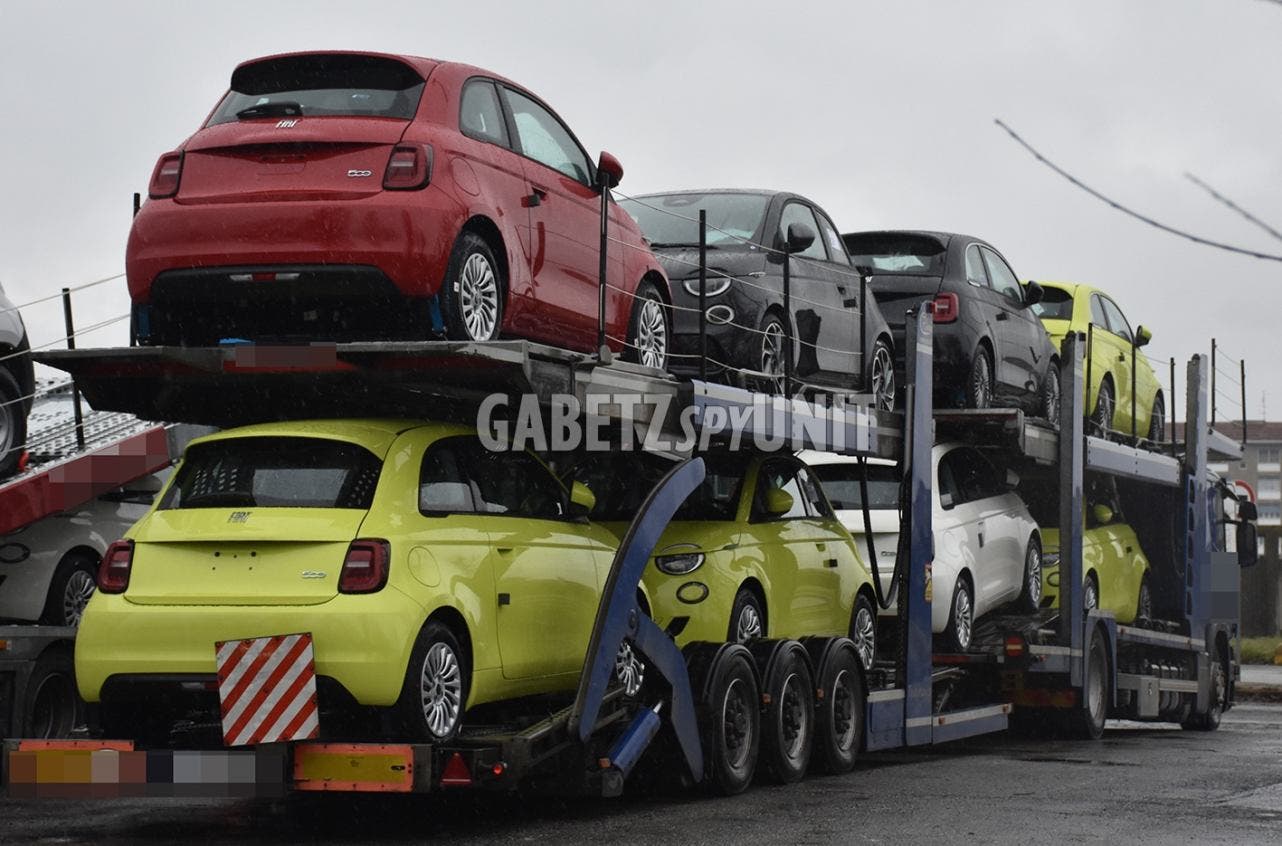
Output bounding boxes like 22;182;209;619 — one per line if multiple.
0;283;34;478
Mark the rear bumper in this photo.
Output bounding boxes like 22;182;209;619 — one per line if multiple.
126;188;465;304
75;589;427;707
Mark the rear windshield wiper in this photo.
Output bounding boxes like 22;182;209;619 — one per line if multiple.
236;101;304;120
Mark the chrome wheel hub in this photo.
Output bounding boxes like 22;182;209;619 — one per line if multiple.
419;642;463;738
735;604;763;642
459;252;499;340
871;345;895;411
614;640;645;697
634;296;667;369
954;585;973;650
1084;580;1099;613
1027;548;1042;606
761;322;786;392
852;606;876;671
63;569;96;627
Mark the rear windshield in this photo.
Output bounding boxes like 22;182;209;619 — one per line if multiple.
810;462;900;510
1032;286;1073;320
844;233;946;276
160;437;382;510
620;192;770;249
207;54;425;126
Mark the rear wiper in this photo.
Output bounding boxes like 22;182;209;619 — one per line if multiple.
236;101;304;120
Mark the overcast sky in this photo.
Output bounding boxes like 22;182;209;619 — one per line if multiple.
2;0;1279;422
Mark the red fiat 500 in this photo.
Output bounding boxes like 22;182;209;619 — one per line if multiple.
127;51;670;366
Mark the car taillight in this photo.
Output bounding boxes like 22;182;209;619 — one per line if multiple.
383;144;432;190
339;540;391;594
98;540;134;594
148;151;184;199
932;292;959;324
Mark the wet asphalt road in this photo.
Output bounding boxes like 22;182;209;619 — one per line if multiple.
4;704;1282;845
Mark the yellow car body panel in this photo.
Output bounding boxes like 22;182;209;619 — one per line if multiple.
76;418;619;712
1036;281;1162;436
1040;524;1150;624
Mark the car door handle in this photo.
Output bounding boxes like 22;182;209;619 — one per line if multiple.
529;184;549;204
996;312;1009;321
496;546;514;554
816;542;827;551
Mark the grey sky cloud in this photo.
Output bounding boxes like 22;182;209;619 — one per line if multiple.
1;0;1278;419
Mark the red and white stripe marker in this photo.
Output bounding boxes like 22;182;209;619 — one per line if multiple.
215;633;320;747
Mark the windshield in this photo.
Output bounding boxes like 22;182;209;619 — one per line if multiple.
160;437;382;509
1032;286;1074;319
207;54;425;126
844;233;946;276
619;192;770;248
567;453;745;522
810;462;899;510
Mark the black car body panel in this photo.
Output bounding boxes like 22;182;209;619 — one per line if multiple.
844;230;1057;414
621;190;893;396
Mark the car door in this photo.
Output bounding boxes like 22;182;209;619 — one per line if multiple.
950;447;1022;612
961;244;1009;382
796;463;863;634
981;247;1042;398
934;448;985;609
500;86;607;345
1100;296;1138;433
814;207;864;386
1087;293;1123;423
456;439;609;681
776;201;858;387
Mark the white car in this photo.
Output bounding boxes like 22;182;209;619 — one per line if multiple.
0;474;165;627
800;444;1043;651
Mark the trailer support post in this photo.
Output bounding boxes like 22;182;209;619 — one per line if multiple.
902;308;934;746
1057;334;1086;674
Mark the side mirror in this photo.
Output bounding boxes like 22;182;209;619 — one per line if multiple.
1237;522;1259;568
784;222;815;255
1023;280;1044;307
1135;325;1152;347
1238;500;1259;522
1005;468;1021;490
596;151;623;190
570;480;597;515
1092;503;1115;525
764;487;794;517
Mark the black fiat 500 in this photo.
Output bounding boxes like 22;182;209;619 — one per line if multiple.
842;230;1059;421
619;190;896;409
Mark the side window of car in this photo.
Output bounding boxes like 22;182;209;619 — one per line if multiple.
949;448;999;504
981;248;1023;303
503;88;592;184
815;213;851;266
937;455;960;510
778;202;828;261
1101;297;1133;343
964;245;988;286
419;441;477;514
457;440;566;519
459;79;509;147
1089;294;1109;329
751;462;809;521
796;466;835;518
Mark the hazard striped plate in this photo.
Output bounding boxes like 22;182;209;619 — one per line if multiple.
215;633;320;747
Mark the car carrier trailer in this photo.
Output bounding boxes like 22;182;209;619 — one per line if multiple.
0;302;1253;798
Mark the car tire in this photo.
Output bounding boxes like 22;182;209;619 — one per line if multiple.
40;550;100;627
1015;536;1043;615
1040;362;1061;425
758;312;788;394
1135;572;1153;624
442;232;503;342
1067;625;1109;740
622;280;669;370
849;593;877;672
943;575;974;652
398;621;469;743
1092;377;1115;434
698;644;760;795
967;346;994;410
810;639;864;775
21;649;80;739
752;640;814;785
867;337;896;411
728;588;765;643
1148;394;1165;442
1083;573;1099;614
0;368;28;479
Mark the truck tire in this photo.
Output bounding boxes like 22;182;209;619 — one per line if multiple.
809;638;865;774
749;640;814;785
1182;651;1226;732
1067;625;1109;740
695;643;760;795
22;649;80;739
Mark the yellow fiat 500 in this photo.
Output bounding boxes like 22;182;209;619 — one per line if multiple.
569;452;880;671
77;419;620;745
1034;281;1164;440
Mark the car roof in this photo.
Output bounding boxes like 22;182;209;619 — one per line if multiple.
187;418;463;457
230;51;536;94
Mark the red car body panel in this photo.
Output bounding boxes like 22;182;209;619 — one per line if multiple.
126;51;665;352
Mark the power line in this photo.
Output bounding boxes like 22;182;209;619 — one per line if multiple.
1184;172;1282;244
994;118;1282;263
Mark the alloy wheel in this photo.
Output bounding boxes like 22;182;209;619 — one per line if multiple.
459;252;499;340
62;569;96;627
614;639;645;697
970;353;992;409
1026;546;1043;607
760;320;786;392
0;405;13;457
419;642;463;739
1084;578;1099;613
954;584;973;650
634;296;668;369
1137;579;1153;621
870;343;896;411
852;605;877;671
735;603;763;642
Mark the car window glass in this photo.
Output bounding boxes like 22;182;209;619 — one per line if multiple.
796;467;835;518
937;456;959;509
456;440;565;519
981;248;1023;302
1090;294;1109;329
964;245;988;285
778;203;828;261
816;214;851;266
419;441;476;514
674;459;745;521
1101;297;1133;343
459;79;509;147
810;461;900;510
504;88;591;183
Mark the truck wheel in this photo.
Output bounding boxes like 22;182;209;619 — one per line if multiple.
22;650;79;739
1068;625;1109;740
398;622;469;743
750;640;814;784
1015;537;1043;615
0;368;27;479
1182;651;1226;732
697;643;760;795
40;550;100;627
811;638;865;774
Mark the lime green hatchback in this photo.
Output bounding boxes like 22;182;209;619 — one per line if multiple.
570;453;880;671
1034;281;1164;440
77;419;618;745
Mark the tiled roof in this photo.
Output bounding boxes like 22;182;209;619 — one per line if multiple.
1173;419;1282;443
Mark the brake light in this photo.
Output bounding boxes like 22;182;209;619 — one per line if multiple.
99;540;134;594
148;152;184;199
339;540;390;594
383;144;433;190
1004;635;1026;658
932;292;959;324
